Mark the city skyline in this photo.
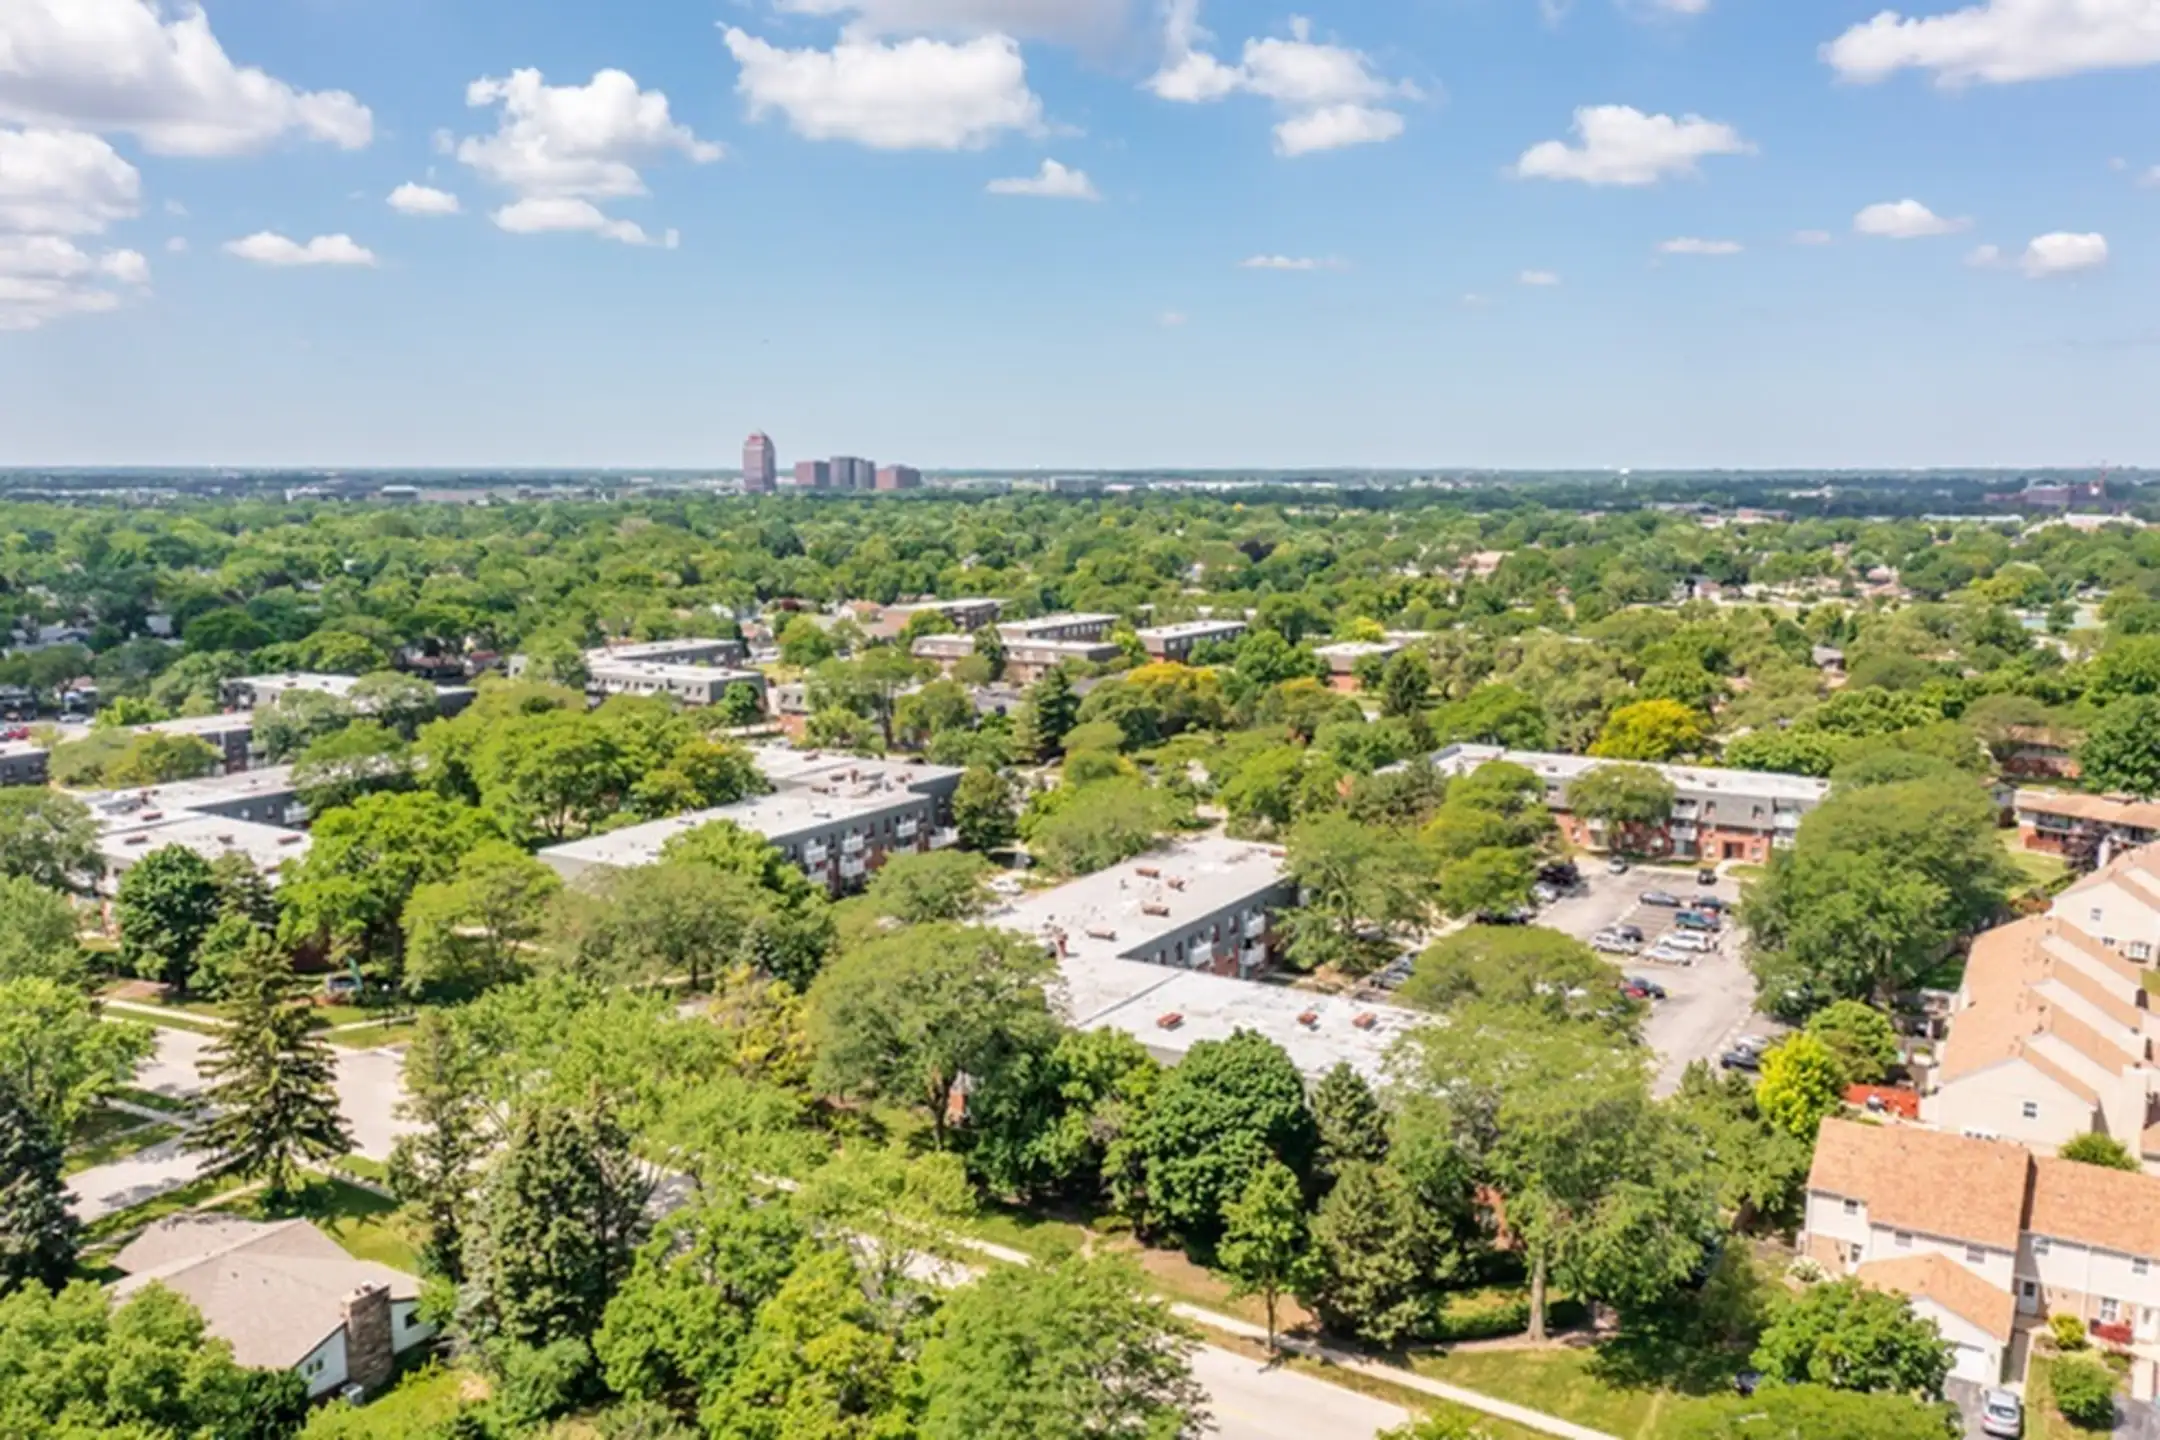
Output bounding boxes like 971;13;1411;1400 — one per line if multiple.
0;0;2156;469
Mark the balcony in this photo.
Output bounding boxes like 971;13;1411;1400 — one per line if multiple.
896;816;920;840
841;834;866;856
930;828;961;850
803;842;829;865
1242;913;1268;940
839;857;867;881
1239;943;1267;972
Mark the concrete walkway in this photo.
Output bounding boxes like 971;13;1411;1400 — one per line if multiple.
949;1233;1618;1440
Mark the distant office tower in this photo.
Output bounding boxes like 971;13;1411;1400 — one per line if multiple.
793;459;831;489
831;456;874;491
875;465;922;492
742;432;777;492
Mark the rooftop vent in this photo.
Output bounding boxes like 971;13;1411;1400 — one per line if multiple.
1141;903;1171;918
1135;865;1161;879
1166;876;1187;891
1157;1012;1184;1030
1084;925;1118;941
1298;1011;1320;1029
1352;1013;1379;1031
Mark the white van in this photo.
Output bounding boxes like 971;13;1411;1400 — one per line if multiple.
1660;930;1714;954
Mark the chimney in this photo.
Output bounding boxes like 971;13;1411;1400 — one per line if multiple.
341;1283;395;1394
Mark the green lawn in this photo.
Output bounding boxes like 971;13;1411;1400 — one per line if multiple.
1409;1338;1747;1440
210;1178;420;1273
113;1086;198;1115
299;1364;471;1439
106;1007;226;1036
64;1116;182;1176
2003;833;2072;894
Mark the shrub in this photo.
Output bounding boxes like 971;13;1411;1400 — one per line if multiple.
492;1336;598;1428
1786;1256;1826;1284
2050;1312;2091;1352
2051;1355;2119;1430
1427;1290;1588;1343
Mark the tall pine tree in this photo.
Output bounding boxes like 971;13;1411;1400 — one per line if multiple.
188;931;351;1205
0;1079;76;1294
1013;664;1080;763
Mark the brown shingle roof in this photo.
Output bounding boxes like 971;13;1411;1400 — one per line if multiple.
2022;791;2160;833
1808;1118;2031;1250
1857;1253;2017;1341
2027;1157;2160;1262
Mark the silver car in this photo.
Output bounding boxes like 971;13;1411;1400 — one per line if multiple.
1977;1389;2022;1438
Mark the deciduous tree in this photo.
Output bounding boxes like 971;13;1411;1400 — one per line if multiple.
0;1080;75;1295
1130;1030;1317;1245
1218;1158;1313;1350
0;978;152;1137
1751;1280;1952;1397
115;844;222;989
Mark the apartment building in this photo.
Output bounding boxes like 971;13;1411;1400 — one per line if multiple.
536;749;963;893
222;674;476;719
1136;619;1247;663
136;712;256;773
982;835;1418;1079
586;637;749;668
2015;789;2160;859
584;658;769;709
0;739;48;787
1313;639;1405;694
98;816;312;893
998;613;1117;644
1429;745;1829;864
81;765;308;831
871;598;1003;640
1802;1117;2160;1394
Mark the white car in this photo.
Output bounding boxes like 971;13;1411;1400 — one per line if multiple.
1977;1390;2023;1439
1660;931;1714;953
1591;932;1642;955
1645;943;1697;967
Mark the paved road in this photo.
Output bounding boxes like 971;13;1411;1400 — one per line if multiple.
71;1027;416;1221
1190;1346;1406;1440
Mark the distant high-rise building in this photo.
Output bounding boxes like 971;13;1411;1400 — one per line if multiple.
831;456;874;491
742;432;777;492
875;465;921;492
793;459;831;489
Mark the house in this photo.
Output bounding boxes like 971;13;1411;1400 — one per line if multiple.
0;738;47;787
110;1216;435;1399
2016;790;2160;860
1802;1117;2160;1395
1427;745;1830;865
1998;729;2082;782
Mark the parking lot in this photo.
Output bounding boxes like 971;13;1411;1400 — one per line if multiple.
1536;861;1777;1095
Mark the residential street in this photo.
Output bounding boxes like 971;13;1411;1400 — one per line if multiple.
1189;1346;1407;1440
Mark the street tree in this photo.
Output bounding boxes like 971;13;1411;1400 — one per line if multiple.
188;933;351;1206
1218;1158;1313;1351
0;977;153;1137
919;1254;1208;1440
806;923;1058;1148
1751;1279;1953;1397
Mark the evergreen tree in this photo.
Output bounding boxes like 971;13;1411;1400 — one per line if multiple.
0;1080;76;1295
187;933;352;1206
386;1013;492;1280
1310;1062;1390;1181
460;1096;653;1350
1015;665;1080;762
1301;1161;1441;1345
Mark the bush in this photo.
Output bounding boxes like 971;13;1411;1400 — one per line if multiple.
1786;1256;1826;1284
492;1336;598;1429
1427;1289;1588;1343
2051;1355;2119;1430
2050;1312;2091;1352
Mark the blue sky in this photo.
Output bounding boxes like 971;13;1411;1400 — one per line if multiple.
0;0;2155;470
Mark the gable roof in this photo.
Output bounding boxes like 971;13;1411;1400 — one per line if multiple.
1856;1253;2016;1342
1808;1118;2031;1250
110;1215;418;1371
2027;1157;2160;1262
1936;914;2150;1097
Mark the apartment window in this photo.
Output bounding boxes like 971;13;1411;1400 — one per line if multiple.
2131;942;2153;962
2135;1259;2150;1278
403;1312;421;1330
2090;907;2104;923
1895;1231;1913;1249
304;1357;326;1377
1842;1198;1860;1217
1966;1246;1986;1265
2100;1297;2121;1323
2104;937;2119;951
2021;1101;2041;1121
2035;1237;2051;1257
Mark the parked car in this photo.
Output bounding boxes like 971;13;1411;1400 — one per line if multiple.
1539;861;1583;890
1697;867;1720;886
1592;932;1642;955
1641;890;1681;907
1674;910;1720;932
1611;923;1645;944
1690;894;1732;913
1731;1034;1769;1056
1719;1047;1762;1072
1624;975;1668;1000
1646;943;1697;967
1607;857;1630;874
1531;883;1560;906
1978;1390;2023;1438
1661;931;1714;953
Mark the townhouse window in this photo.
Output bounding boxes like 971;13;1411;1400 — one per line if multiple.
1842;1199;1860;1217
2132;942;2153;962
2021;1101;2040;1120
2034;1238;2051;1257
1966;1246;1986;1265
2135;1259;2150;1278
2104;937;2119;950
2090;907;2103;923
1895;1231;1913;1249
2101;1297;2121;1323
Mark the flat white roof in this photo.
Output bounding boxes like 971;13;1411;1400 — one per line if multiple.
887;597;1002;614
999;612;1117;635
748;745;963;795
1431;744;1832;807
984;836;1289;966
1059;957;1420;1081
99;815;311;879
587;659;763;685
538;781;930;871
136;712;253;739
1312;639;1403;660
236;673;360;699
0;739;43;759
1138;620;1248;640
78;764;301;826
587;638;740;662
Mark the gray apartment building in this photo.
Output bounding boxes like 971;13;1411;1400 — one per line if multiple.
1137;619;1248;663
81;764;309;831
830;456;875;491
587;637;749;668
137;713;257;773
222;674;476;719
584;659;769;708
0;739;48;787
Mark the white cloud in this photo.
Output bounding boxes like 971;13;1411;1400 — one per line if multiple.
1519;268;1561;285
0;233;149;329
1515;105;1754;186
164;235;186;252
222;231;377;267
455;68;717;244
1158;309;1186;326
1647;0;1711;12
986;157;1099;198
1966;243;2005;267
492;196;671;246
0;127;139;234
1274;103;1403;156
2020;231;2107;276
388;182;460;216
1853;198;1970;238
724;28;1043;151
1658;236;1743;255
1238;253;1345;270
0;0;370;155
1792;229;1834;245
1146;6;1415;156
1824;0;2160;86
773;0;1131;42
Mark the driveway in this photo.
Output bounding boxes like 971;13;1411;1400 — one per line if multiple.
1536;863;1772;1096
1190;1346;1407;1440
